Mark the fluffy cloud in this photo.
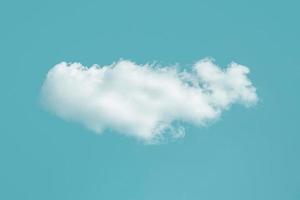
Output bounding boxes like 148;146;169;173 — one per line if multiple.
40;58;258;143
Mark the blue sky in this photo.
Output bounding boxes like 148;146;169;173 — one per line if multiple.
1;0;299;199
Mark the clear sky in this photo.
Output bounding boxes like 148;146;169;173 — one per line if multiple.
1;0;299;199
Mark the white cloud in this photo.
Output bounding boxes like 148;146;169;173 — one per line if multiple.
40;58;258;143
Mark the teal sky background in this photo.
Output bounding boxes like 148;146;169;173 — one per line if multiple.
1;0;299;199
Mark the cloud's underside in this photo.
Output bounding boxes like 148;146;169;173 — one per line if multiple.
41;59;258;143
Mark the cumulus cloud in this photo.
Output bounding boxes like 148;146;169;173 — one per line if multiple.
40;58;258;143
